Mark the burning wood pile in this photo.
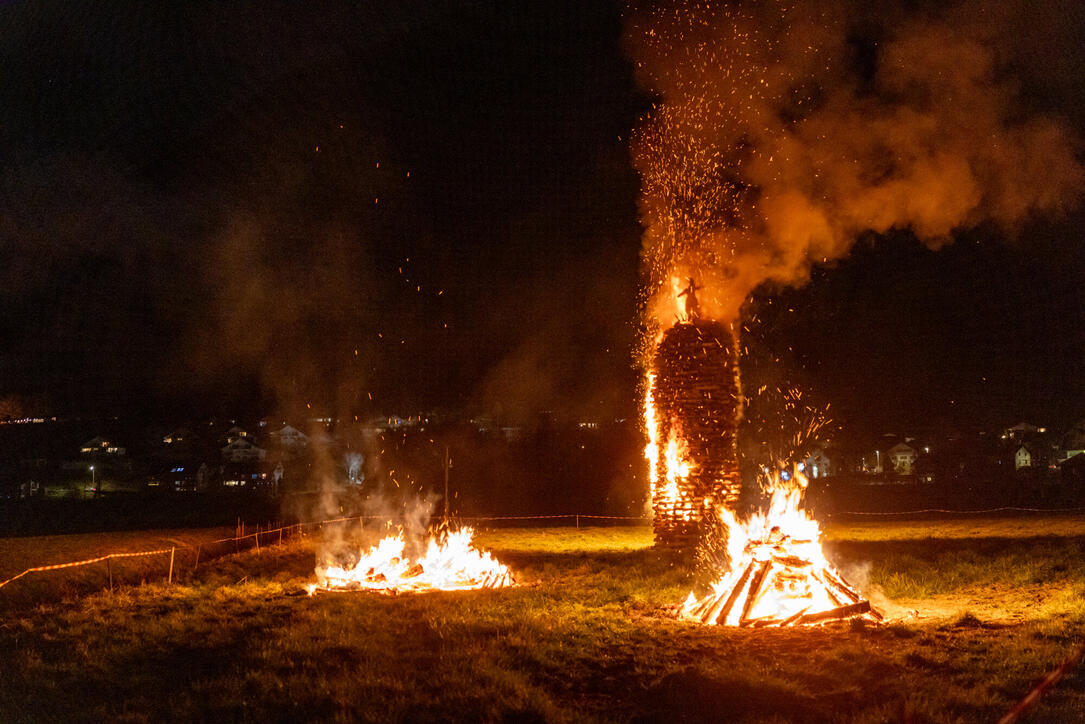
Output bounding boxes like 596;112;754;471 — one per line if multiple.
681;468;881;627
310;527;513;595
646;319;742;551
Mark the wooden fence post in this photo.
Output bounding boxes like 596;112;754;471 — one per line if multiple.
194;545;201;573
168;547;175;585
279;527;283;545
255;531;260;554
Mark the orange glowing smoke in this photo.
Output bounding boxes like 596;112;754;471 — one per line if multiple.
627;1;1084;331
311;527;513;595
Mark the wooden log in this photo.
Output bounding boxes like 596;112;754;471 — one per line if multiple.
739;560;773;624
780;607;809;627
796;601;871;625
701;592;730;625
811;572;847;608
835;571;858;590
822;569;861;604
748;616;784;628
714;559;758;625
689;594;718;620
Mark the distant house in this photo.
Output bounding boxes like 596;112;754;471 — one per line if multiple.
220;461;269;488
1061;449;1085;464
887;442;917;475
221;437;265;463
223;426;250;445
803;448;831;479
1004;422;1042;440
80;437;126;456
1062;420;1085;451
162;427;191;445
270;425;308;451
860;450;883;475
1060;453;1085;486
1014;444;1033;470
152;463;210;493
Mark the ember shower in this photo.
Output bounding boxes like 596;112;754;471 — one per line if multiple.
627;0;1084;549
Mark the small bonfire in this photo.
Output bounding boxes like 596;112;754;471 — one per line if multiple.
681;466;881;627
310;527;514;595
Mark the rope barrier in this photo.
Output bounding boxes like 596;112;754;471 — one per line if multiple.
457;514;650;521
0;548;173;589
309;513;652;523
998;639;1085;724
832;506;1085;517
0;514;649;594
11;505;1080;596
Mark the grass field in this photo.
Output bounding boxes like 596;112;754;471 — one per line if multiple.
2;517;1085;722
0;526;242;611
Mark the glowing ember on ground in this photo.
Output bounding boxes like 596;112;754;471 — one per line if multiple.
310;527;513;595
681;467;879;627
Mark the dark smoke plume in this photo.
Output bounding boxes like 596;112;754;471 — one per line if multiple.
625;0;1084;329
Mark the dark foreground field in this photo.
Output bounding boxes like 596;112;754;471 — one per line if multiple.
2;518;1085;722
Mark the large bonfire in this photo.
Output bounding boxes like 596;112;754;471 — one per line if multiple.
644;277;877;626
680;466;880;627
310;526;513;595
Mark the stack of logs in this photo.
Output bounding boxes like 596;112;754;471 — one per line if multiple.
317;564;514;595
683;533;882;627
651;320;742;551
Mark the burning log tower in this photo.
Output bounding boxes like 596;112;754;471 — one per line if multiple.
649;319;742;550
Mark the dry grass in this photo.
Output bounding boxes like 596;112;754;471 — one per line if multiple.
0;526;248;610
0;527;237;578
824;513;1085;542
1;518;1084;722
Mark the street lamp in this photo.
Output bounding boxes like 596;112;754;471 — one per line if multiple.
90;465;95;496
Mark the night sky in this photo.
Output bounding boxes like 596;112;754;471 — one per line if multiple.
1;0;1083;435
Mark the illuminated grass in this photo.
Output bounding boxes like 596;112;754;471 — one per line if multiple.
0;526;234;611
2;519;1085;722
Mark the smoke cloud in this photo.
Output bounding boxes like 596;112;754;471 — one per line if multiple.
626;0;1085;328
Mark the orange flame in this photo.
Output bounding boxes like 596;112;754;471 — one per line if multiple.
643;372;696;516
643;373;659;489
312;527;513;594
681;466;874;626
661;423;693;508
